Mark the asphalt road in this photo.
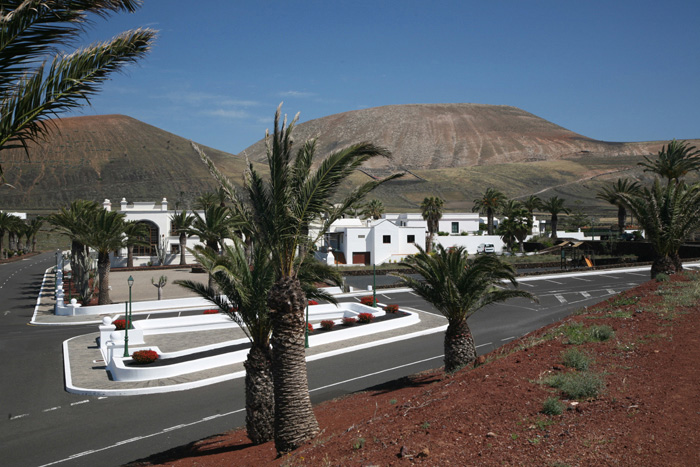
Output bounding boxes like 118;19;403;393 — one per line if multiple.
0;252;653;467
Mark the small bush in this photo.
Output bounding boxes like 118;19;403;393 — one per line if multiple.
543;372;605;400
320;320;335;330
541;397;564;415
384;304;399;313
360;296;375;306
307;322;314;333
590;324;614;341
342;317;357;326
655;273;670;282
203;309;219;314
131;349;159;365
113;319;133;330
561;347;591;371
437;231;449;236
357;312;374;323
308;299;319;306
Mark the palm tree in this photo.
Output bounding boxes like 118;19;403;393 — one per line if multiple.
497;206;532;253
638;140;700;185
420;196;444;253
596;179;641;234
361;199;384;220
398;245;535;372
123;221;149;268
541;196;571;239
175;241;341;445
0;212;13;258
522;194;543;215
189;205;232;254
472;188;506;235
500;199;524;218
81;208;127;305
170;210;195;265
618;180;700;278
192;103;400;454
47;200;100;295
0;1;155;180
26;217;43;253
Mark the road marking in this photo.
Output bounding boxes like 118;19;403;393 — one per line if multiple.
10;413;29;420
545;279;564;285
600;274;620;279
626;272;647;277
606;289;617;295
162;424;186;432
517;282;535;287
580;291;592;298
501;336;516;342
3;310;9;315
554;294;567;303
70;400;89;406
569;276;592;282
42;406;61;412
68;451;95;459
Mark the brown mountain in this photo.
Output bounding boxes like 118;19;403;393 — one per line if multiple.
0;115;253;211
240;103;669;171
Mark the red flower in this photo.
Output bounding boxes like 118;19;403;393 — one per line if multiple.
308;300;319;306
342;317;357;326
360;296;375;306
131;350;159;364
203;309;220;314
384;304;399;313
307;322;314;333
321;320;335;330
113;319;130;330
357;312;374;324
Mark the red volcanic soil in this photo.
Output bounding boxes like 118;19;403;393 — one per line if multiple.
129;273;700;466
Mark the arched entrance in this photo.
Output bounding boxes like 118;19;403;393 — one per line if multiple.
133;220;159;256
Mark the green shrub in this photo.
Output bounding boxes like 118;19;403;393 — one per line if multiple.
590;324;614;341
655;273;670;282
541;397;564;416
561;347;591;371
542;372;604;399
562;323;614;344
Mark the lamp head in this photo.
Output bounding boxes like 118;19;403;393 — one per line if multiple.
128;275;134;287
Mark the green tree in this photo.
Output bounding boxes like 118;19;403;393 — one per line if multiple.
472;188;506;235
596;179;641;234
192;104;400;454
0;212;13;258
82;208;127;305
522;194;543;215
0;0;156;180
541;196;571;239
123;220;149;268
361;199;384;220
47;199;100;297
638;140;700;185
175;241;341;445
497;206;532;253
420;196;444;253
170;210;194;265
398;245;535;372
618;180;700;278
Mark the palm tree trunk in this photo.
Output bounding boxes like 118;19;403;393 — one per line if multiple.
425;233;433;253
244;343;274;445
179;233;187;265
444;317;477;373
268;276;319;453
97;252;111;305
0;231;4;258
550;214;559;239
617;206;626;234
127;245;134;268
487;209;494;235
650;254;678;279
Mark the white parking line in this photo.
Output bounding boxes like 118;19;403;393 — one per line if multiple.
599;274;620;279
554;294;567;304
10;413;29;420
70;400;89;406
42;406;61;412
569;276;592;282
517;282;535;287
545;279;564;285
580;291;591;298
606;289;617;295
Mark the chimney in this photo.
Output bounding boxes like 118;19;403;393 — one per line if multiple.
161;198;168;211
103;199;111;211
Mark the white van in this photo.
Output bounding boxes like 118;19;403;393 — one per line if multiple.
476;243;495;254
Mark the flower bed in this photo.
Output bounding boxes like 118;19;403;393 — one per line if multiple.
307;322;314;333
342;317;357;326
131;349;159;365
360;296;375;306
203;309;220;314
308;299;319;306
321;320;335;331
113;319;133;330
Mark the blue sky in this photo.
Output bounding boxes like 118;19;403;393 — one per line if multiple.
73;0;700;155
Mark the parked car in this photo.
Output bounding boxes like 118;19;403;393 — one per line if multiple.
476;243;495;254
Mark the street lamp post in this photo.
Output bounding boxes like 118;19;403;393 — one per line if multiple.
123;275;134;357
304;302;310;348
372;261;377;307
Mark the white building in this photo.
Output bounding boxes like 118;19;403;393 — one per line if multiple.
103;198;204;267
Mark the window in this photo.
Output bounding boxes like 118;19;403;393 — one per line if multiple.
170;244;180;254
407;235;415;243
383;235;391;244
358;234;365;239
133;221;159;256
451;222;459;234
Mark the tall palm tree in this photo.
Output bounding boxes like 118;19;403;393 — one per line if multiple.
0;1;156;180
175;241;341;445
638;140;700;185
81;208;127;305
596;179;641;234
472;188;506;235
420;196;444;253
398;245;535;372
500;199;524;218
192;103;400;454
8;216;24;253
361;199;384;220
189;205;232;254
541;196;571;239
497;206;532;253
618;180;700;278
170;210;195;265
123;220;149;268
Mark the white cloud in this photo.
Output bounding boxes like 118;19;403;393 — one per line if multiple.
278;90;316;98
202;109;251;119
